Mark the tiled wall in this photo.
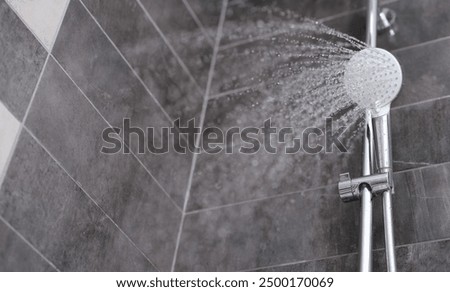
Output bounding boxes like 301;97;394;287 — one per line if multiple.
174;0;450;272
0;0;218;271
1;0;449;272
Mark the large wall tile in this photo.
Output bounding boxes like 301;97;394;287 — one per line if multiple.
392;38;450;108
25;57;182;271
0;219;56;271
52;0;192;208
221;0;397;47
186;0;222;38
0;0;47;120
326;0;450;51
189;147;360;211
81;0;204;123
0;102;21;181
257;239;450;272
189;86;362;211
5;0;69;51
176;186;360;271
391;97;450;171
139;0;212;87
0;131;156;271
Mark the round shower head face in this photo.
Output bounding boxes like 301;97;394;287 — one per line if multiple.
344;48;402;115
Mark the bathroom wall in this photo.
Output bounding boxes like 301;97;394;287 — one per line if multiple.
0;0;215;271
1;0;449;272
173;0;450;271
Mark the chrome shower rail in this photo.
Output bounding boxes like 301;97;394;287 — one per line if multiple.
337;0;397;272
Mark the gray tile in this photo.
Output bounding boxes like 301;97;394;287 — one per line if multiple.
186;0;222;37
257;239;450;272
374;164;450;248
325;0;450;51
392;38;450;108
0;0;47;120
375;239;450;272
189;146;360;211
0;219;56;271
189;87;362;211
139;0;213;87
0;131;156;271
255;253;358;272
25;57;182;271
221;0;381;47
391;97;450;172
81;0;204;123
176;186;360;271
52;0;193;208
211;23;363;95
416;165;450;241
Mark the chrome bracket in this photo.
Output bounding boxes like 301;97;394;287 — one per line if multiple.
338;172;391;202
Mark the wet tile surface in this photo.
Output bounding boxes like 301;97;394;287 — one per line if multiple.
221;0;393;46
391;97;450;172
81;0;204;123
257;239;450;272
392;38;450;108
53;0;193;208
325;0;450;51
186;0;222;38
25;57;182;271
6;0;69;51
0;219;56;272
139;0;213;87
176;186;360;271
0;101;21;179
177;161;450;271
0;131;156;271
189;86;362;211
0;0;47;120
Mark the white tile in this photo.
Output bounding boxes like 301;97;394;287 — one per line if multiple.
6;0;70;51
0;102;21;181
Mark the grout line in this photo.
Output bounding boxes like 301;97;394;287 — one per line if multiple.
170;0;229;272
218;0;401;50
392;95;450;111
394;160;450;175
4;0;48;52
0;53;50;195
209;84;263;100
318;0;400;23
185;183;336;215
135;0;204;94
78;0;193;147
182;0;215;47
244;236;450;272
49;0;71;52
0;215;60;271
0;54;57;272
50;55;183;213
219;29;288;51
184;159;450;216
78;0;177;125
242;252;359;272
392;35;450;54
24;126;160;272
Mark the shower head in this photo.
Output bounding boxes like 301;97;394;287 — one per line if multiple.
344;47;402;117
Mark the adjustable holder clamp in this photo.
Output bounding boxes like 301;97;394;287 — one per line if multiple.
338;172;391;203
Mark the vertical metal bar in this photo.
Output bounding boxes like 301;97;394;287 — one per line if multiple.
383;190;396;271
359;111;374;272
366;0;378;47
357;0;379;273
373;113;397;272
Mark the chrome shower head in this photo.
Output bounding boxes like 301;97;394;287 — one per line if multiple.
344;48;402;117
